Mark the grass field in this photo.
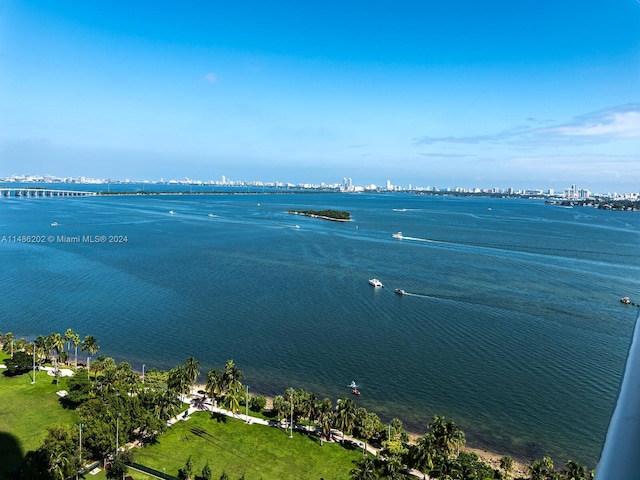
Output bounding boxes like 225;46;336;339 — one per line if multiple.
0;357;79;471
134;411;363;480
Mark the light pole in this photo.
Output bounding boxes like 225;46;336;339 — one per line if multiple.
115;413;121;455
142;364;145;384
87;356;91;381
245;384;250;423
289;388;294;439
388;424;391;441
31;342;36;384
79;423;84;464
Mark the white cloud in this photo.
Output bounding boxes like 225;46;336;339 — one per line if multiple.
414;104;640;147
539;105;640;140
203;72;217;83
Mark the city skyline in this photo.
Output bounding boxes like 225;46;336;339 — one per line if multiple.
1;1;639;192
4;172;638;199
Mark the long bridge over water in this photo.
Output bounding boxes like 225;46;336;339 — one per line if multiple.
0;188;96;198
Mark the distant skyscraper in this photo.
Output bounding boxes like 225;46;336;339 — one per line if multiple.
386;179;392;190
221;175;226;184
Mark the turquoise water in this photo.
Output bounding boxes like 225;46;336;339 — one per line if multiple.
2;189;639;466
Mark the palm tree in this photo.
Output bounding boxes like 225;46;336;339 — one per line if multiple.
272;395;287;422
183;357;201;395
300;390;317;432
5;332;13;358
428;415;464;458
223;386;243;416
167;366;190;403
81;335;99;360
349;456;378;480
318;398;334;445
563;460;592;480
205;368;224;408
222;359;243;394
64;329;75;355
335;397;357;444
413;433;436;479
70;333;81;370
34;335;47;365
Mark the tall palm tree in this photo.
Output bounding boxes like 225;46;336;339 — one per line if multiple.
413;433;436;479
272;395;287;422
222;359;243;394
167;366;190;403
429;415;464;458
223;386;243;416
335;397;357;444
64;329;75;355
81;335;99;359
34;335;47;365
183;357;201;395
70;333;81;370
300;390;317;431
205;368;224;408
318;398;334;445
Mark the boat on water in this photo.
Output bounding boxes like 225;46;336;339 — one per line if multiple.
369;278;384;288
392;232;403;239
207;213;214;217
169;210;175;215
395;289;406;295
51;221;58;227
351;388;361;396
621;296;631;304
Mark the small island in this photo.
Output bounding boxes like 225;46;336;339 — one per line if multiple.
288;209;351;221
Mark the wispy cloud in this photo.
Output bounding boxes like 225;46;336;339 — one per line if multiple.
414;104;640;147
203;72;218;83
346;144;367;149
417;152;471;158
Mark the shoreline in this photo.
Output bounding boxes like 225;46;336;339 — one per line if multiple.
191;383;531;476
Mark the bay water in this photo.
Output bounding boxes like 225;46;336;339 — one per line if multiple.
2;187;639;466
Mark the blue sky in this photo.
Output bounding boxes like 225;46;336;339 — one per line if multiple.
1;1;639;192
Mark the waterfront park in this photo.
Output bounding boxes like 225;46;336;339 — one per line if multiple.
0;331;594;480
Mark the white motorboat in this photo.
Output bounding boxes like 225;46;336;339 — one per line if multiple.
395;289;406;295
392;232;403;239
369;278;384;288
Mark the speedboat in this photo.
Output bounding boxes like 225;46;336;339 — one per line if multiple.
369;278;384;288
207;213;214;217
351;388;361;396
169;210;175;215
395;289;406;295
621;296;631;305
392;232;403;239
50;221;58;227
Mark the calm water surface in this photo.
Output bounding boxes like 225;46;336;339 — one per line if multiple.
2;188;639;466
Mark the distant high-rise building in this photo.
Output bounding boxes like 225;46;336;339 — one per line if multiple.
386;179;392;190
221;175;226;184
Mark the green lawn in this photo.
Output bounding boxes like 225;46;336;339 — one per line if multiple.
0;358;79;470
134;411;363;480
